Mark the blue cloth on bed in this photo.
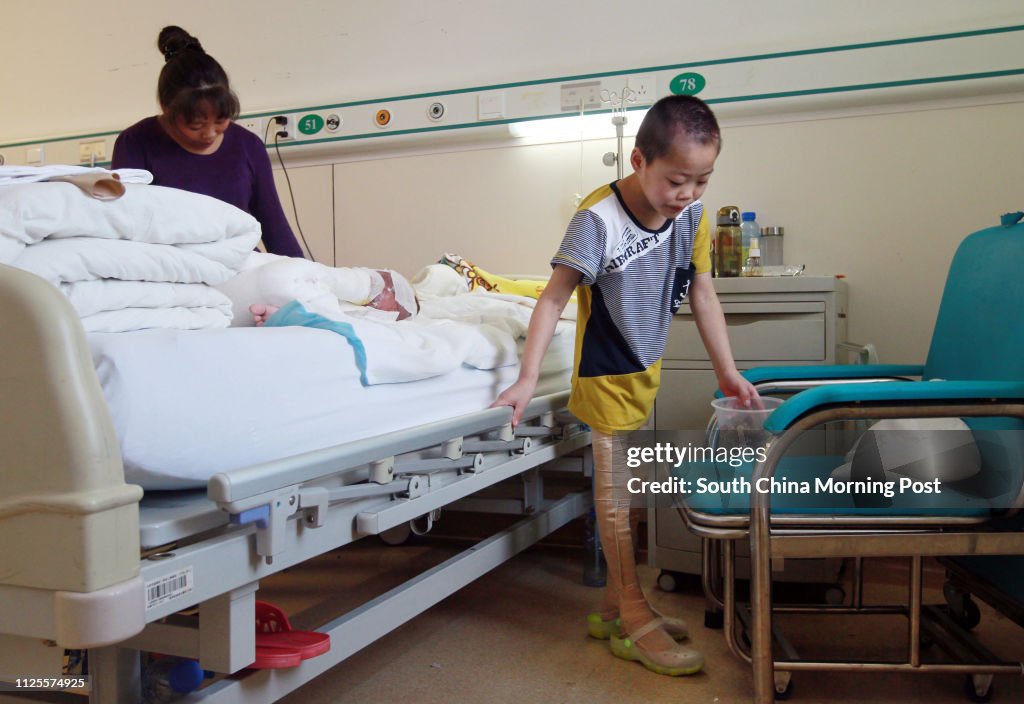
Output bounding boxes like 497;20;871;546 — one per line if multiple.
263;300;369;385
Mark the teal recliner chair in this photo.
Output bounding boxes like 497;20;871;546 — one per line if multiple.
678;212;1024;703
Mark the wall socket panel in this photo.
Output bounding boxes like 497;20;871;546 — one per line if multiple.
560;81;603;111
78;140;106;164
626;75;656;104
237;117;265;139
271;115;294;141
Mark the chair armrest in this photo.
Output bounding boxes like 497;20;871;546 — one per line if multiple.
765;379;1024;433
742;364;924;386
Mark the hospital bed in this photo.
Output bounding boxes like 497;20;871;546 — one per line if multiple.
676;211;1024;702
0;261;592;703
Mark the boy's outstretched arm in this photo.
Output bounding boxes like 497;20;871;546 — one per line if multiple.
687;271;760;407
493;264;582;424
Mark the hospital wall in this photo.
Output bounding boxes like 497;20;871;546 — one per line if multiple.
6;0;1024;365
281;100;1024;367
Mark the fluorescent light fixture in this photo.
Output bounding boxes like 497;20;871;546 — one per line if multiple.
508;110;648;141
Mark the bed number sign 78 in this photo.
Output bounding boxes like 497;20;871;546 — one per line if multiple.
669;72;706;96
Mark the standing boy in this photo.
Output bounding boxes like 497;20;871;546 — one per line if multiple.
495;95;757;676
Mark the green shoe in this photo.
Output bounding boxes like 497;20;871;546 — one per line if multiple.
586;612;689;641
608;621;704;677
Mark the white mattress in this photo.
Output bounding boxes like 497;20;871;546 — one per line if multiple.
88;322;575;489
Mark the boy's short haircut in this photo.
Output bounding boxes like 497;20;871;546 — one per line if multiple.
635;95;721;162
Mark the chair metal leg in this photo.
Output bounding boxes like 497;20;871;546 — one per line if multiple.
909;555;922;667
750;506;775;704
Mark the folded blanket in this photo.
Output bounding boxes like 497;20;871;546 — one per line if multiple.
0;181;261;331
61;280;233;333
0;164;153;186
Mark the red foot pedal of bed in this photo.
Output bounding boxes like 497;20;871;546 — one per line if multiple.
251;601;331;668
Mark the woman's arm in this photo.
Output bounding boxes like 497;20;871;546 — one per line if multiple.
247;139;305;258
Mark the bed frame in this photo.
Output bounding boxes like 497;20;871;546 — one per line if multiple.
0;263;592;702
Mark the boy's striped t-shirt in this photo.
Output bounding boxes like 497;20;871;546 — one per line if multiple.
551;182;710;433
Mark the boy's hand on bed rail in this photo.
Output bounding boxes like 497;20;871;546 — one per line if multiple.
492;377;538;426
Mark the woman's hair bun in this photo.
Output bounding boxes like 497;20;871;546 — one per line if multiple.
158;25;204;61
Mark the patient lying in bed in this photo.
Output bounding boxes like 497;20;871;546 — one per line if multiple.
216;254;419;326
250;270;418;324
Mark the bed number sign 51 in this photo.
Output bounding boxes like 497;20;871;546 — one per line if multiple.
298;114;325;136
670;72;706;96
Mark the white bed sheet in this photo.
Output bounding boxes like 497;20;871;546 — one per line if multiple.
88;321;575;489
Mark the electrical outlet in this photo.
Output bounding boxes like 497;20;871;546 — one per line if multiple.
560;81;602;112
237;117;265;140
625;75;657;104
271;115;294;142
78;141;106;164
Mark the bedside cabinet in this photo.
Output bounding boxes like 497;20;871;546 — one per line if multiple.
649;275;848;586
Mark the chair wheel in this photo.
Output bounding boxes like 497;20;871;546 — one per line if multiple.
963;674;993;702
774;677;793;700
944;584;983;631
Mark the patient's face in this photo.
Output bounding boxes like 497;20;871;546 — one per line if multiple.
370;270;416;320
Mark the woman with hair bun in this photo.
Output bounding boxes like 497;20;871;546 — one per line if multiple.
112;26;304;258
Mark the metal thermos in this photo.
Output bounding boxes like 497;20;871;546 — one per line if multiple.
760;226;785;267
715;206;743;277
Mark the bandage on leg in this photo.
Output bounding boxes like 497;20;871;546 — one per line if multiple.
591;429;702;675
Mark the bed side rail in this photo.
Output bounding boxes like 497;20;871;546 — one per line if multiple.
208;392;571;505
207;392;583;562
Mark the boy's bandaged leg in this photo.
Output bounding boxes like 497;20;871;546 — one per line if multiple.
592;432;679;646
592;429;701;673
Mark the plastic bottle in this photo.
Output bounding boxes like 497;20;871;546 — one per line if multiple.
715;206;743;277
743;237;763;277
582;506;607;587
740;211;760;264
141;656;205;704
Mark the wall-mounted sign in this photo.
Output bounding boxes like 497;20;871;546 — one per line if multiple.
669;72;706;96
298;114;325;135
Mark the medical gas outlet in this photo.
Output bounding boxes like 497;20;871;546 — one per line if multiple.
427;102;446;121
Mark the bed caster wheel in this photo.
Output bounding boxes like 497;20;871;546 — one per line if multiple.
704;609;724;629
963;674;994;702
657;570;681;592
823;585;846;605
379;523;412;546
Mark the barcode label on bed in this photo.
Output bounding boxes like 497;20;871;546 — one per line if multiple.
145;567;194;610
